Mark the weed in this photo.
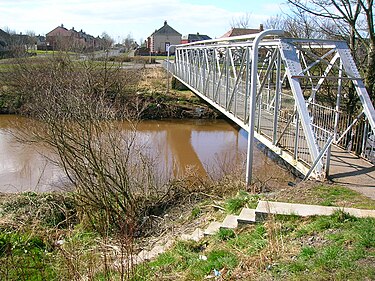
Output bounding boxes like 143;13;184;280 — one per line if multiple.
0;231;55;280
272;214;375;281
228;225;267;255
225;191;259;214
191;207;201;219
299;246;316;260
1;192;77;229
216;228;235;241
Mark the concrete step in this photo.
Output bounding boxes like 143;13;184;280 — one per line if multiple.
237;208;256;224
204;221;222;236
136;240;173;263
147;245;165;259
220;215;238;229
256;200;375;218
180;233;192;241
137;249;151;262
190;228;204;241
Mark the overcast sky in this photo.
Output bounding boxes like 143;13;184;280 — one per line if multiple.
1;0;286;43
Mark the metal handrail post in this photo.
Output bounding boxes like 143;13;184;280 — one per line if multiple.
246;29;284;187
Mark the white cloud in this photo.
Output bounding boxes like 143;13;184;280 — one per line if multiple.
0;0;283;42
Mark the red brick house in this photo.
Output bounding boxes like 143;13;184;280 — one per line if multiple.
221;24;264;38
46;24;100;51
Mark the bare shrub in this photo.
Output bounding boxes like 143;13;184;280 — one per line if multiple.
2;53;172;279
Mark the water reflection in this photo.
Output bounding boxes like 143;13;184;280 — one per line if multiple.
0;116;269;193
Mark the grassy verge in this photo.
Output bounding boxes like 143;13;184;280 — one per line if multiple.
135;182;375;280
136;209;375;280
133;183;375;280
0;165;373;280
264;182;375;209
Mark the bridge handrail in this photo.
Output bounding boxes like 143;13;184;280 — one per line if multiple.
176;29;285;47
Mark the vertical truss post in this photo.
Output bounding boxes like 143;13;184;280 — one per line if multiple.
257;91;262;133
225;48;230;108
273;50;282;145
294;111;300;160
244;47;250;121
361;122;368;158
328;61;344;176
246;30;284;187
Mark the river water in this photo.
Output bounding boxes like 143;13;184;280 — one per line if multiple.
0;115;288;193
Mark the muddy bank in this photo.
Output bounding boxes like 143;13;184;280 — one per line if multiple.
0;67;220;119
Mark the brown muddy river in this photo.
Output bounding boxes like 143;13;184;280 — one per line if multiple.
0;115;288;193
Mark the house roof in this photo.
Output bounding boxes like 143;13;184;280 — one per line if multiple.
0;29;10;40
151;21;181;37
220;27;261;38
183;33;211;42
46;25;70;36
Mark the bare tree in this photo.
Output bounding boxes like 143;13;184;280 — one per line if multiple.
287;0;375;99
265;11;323;39
230;12;252;28
101;32;114;50
4;53;168;238
122;33;135;53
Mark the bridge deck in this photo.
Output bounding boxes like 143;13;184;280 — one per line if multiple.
329;146;375;199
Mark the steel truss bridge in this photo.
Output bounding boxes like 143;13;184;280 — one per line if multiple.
164;30;375;185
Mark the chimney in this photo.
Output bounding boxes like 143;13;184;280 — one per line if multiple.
259;24;264;31
164;20;167;26
61;24;64;28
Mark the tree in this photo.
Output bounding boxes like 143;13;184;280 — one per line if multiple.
265;11;323;39
101;32;114;50
230;12;252;28
287;0;375;100
122;33;135;53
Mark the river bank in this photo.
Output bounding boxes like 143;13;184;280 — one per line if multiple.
1;181;374;280
0;59;220;119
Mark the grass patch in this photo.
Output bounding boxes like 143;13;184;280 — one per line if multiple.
0;231;56;280
266;183;375;210
228;225;268;255
0;192;77;228
216;228;235;241
312;185;375;209
138;240;238;280
272;213;375;280
224;190;260;214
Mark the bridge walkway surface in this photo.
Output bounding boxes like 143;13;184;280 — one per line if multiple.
164;30;375;199
329;146;375;199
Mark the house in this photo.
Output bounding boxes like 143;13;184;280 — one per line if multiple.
0;29;35;56
147;21;181;54
46;25;85;50
221;24;264;38
46;24;101;51
35;35;50;50
181;33;211;44
0;29;10;51
12;33;36;51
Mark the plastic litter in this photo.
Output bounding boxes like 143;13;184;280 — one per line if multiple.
214;269;220;276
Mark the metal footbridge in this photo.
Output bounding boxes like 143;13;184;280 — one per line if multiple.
164;30;375;186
